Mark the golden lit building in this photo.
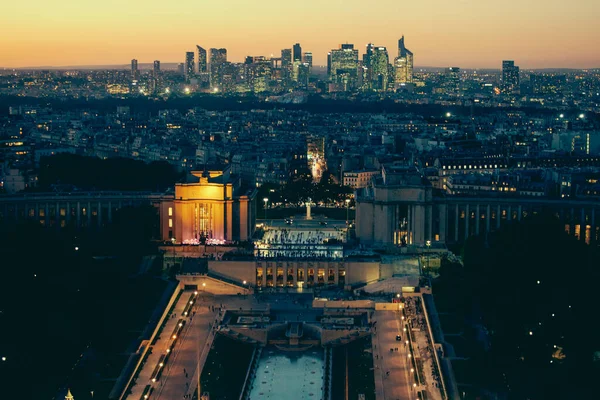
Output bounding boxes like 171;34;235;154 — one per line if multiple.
160;166;256;243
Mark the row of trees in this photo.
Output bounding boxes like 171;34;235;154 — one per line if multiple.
37;153;184;192
257;169;353;207
439;213;600;399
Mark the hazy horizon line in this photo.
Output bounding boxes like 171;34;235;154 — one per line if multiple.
3;63;599;72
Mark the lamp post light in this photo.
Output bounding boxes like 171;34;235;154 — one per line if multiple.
243;280;247;297
263;198;269;222
424;239;432;277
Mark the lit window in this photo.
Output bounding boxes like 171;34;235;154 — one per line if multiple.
168;207;173;216
169;218;173;228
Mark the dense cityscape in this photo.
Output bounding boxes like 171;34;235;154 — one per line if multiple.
1;7;600;400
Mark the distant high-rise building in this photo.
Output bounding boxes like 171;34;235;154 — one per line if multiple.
303;52;313;68
197;45;207;73
293;43;302;62
394;36;414;88
329;44;359;92
185;52;195;82
281;48;293;85
444;67;461;95
177;63;184;75
370;46;390;91
131;59;139;80
209;48;228;89
502;60;520;94
153;60;160;77
530;73;566;95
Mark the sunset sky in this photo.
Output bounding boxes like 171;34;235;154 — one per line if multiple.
1;0;599;69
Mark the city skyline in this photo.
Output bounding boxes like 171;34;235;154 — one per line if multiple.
1;0;600;69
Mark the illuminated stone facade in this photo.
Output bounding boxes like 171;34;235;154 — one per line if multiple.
160;167;256;243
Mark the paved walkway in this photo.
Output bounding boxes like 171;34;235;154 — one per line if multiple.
128;291;193;400
154;295;267;400
372;310;413;400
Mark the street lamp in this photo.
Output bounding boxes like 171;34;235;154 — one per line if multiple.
345;199;351;223
263;198;269;221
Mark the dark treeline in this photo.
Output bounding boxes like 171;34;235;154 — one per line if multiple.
37;153;184;191
1;94;596;121
440;212;600;399
0;205;165;399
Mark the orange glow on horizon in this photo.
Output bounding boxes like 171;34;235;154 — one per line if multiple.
1;0;599;69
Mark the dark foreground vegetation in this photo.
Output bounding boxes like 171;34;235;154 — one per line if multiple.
0;206;168;399
435;212;600;399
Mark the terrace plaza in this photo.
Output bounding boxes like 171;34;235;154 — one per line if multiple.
118;277;455;400
114;210;457;400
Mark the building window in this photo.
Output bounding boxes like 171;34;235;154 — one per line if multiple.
169;218;173;228
168;207;173;216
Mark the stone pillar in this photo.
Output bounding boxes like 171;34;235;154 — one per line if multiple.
282;264;287;287
496;205;501;229
98;201;102;228
66;202;70;223
108;201;112;223
45;203;49;226
262;264;267;287
581;208;586;242
427;205;433;242
518;205;522;221
475;204;480;235
454;204;459;242
486;204;491;233
76;201;81;227
88;201;92;226
592;208;596;244
293;265;298;286
465;204;470;240
439;204;447;243
226;200;233;241
508;206;512;221
334;264;339;285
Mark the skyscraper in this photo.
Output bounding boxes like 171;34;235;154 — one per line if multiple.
293;43;302;62
394;36;414;88
197;45;207;73
444;67;461;95
502;60;520;94
185;51;195;82
153;60;160;78
281;48;293;85
131;59;138;80
303;52;313;68
370;46;390;91
209;48;228;89
329;44;359;92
